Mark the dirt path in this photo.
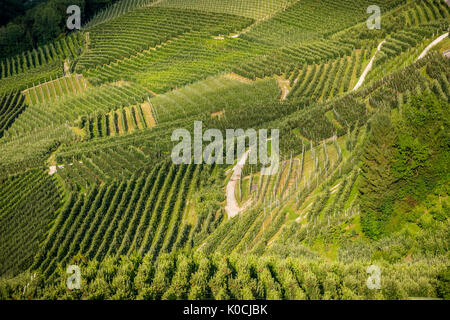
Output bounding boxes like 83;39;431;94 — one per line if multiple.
353;40;385;91
64;60;70;75
140;101;157;127
416;32;449;61
225;150;250;218
276;76;290;100
444;49;450;59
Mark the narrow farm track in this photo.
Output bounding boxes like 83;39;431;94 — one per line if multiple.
225;150;250;218
416;32;449;61
277;77;290;100
353;40;385;91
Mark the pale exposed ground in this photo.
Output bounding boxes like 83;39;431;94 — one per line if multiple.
330;182;342;194
140;101;157;127
416;32;449;61
276;76;290;100
49;161;83;175
64;60;70;75
352;40;385;91
210;109;224;118
225;150;251;218
295;202;312;222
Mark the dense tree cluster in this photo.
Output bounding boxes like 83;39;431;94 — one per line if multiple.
360;91;450;239
0;0;118;58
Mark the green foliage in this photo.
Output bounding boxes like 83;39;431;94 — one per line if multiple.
359;112;398;239
0;0;117;58
0;0;449;301
0;170;62;277
436;267;450;300
1;253;446;300
360;90;449;239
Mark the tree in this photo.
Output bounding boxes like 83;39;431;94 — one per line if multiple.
359;111;397;239
32;4;62;44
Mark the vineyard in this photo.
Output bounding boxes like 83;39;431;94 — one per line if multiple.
22;75;90;105
1;253;446;300
0;0;449;301
156;0;295;20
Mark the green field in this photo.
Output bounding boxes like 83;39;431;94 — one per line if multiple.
0;0;449;300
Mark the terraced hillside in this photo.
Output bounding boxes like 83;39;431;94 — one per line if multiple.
0;0;449;300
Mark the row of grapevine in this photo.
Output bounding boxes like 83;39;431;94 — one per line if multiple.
0;125;75;178
2;252;446;300
240;0;405;46
83;31;268;92
84;0;159;29
23;75;90;105
0;33;83;80
404;0;450;27
5;82;151;138
32;162;204;278
0;61;63;96
79;102;155;139
77;7;254;71
0;91;26;138
233;39;355;80
156;0;293;20
0;170;62;277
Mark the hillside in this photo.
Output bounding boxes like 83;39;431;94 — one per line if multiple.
0;0;449;300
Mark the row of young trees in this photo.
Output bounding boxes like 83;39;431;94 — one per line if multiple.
24;74;89;105
79;103;154;139
241;0;405;46
0;169;62;277
77;7;254;71
287;48;370;102
0;91;26;138
0;125;74;178
233;39;354;80
1;252;447;300
0;33;83;80
82;31;267;93
30;160;223;279
156;0;292;20
376;23;446;64
150;77;280;124
5;81;150;138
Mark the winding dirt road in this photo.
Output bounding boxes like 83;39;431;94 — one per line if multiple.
225;150;250;218
416;32;449;61
353;40;385;91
